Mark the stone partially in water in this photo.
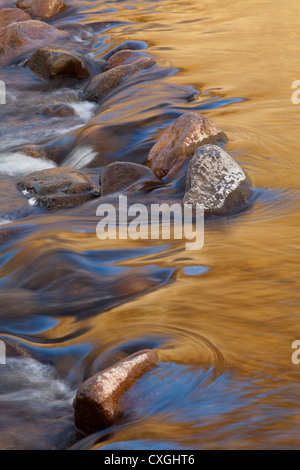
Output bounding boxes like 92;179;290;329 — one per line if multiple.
73;350;158;435
17;0;66;20
0;20;66;63
82;57;156;102
0;8;31;27
183;144;252;217
146;112;227;179
105;50;156;71
40;104;75;118
100;162;161;196
17;167;100;210
27;48;88;81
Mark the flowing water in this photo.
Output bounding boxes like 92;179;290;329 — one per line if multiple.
0;0;300;450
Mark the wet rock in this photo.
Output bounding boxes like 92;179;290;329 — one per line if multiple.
27;48;88;81
0;7;31;27
13;134;76;165
73;350;158;435
102;40;148;61
17;167;100;210
146;112;227;179
105;50;156;71
16;0;66;20
3;338;32;359
40;104;75;118
100;162;161;196
0;20;66;63
82;57;156;102
183;144;252;217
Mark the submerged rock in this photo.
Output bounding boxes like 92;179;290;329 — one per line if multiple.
0;20;66;62
17;167;100;210
40;104;75;118
73;350;158;435
0;8;31;27
183;144;252;217
16;0;66;20
146;112;227;179
100;162;161;196
105;50;156;71
27;47;88;81
82;57;156;102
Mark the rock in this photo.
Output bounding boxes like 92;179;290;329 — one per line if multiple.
16;0;66;20
40;104;75;118
13;134;76;165
102;40;147;61
82;57;156;102
27;48;88;81
73;350;158;435
17;167;100;210
0;20;66;63
100;162;161;196
0;8;31;27
105;50;155;71
183;144;252;217
3;339;32;359
146;112;228;179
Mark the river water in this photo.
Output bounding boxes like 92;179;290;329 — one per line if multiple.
0;0;299;450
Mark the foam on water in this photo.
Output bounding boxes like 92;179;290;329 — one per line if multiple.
0;152;57;176
69;101;97;121
63;146;98;169
0;357;76;449
0;217;14;226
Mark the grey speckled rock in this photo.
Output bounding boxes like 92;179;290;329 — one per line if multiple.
184;145;252;217
73;349;158;435
100;162;161;196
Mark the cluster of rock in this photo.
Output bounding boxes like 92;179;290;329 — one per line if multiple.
0;0;254;436
16;110;252;216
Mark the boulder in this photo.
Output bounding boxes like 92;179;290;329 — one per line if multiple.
27;47;88;81
73;350;158;435
0;20;66;62
82;57;156;102
105;50;156;71
100;162;161;196
183;144;252;217
40;104;75;118
146;112;227;178
16;0;66;20
17;167;100;210
0;7;31;27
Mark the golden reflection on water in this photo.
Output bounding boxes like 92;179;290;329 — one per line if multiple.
2;0;300;449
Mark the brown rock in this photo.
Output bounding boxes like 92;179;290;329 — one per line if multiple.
27;47;88;81
0;8;31;27
73;350;158;435
100;162;161;196
146;112;228;179
82;57;156;102
184;144;252;217
3;339;32;359
105;50;155;71
17;167;100;210
16;0;66;20
40;104;75;118
0;20;66;63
